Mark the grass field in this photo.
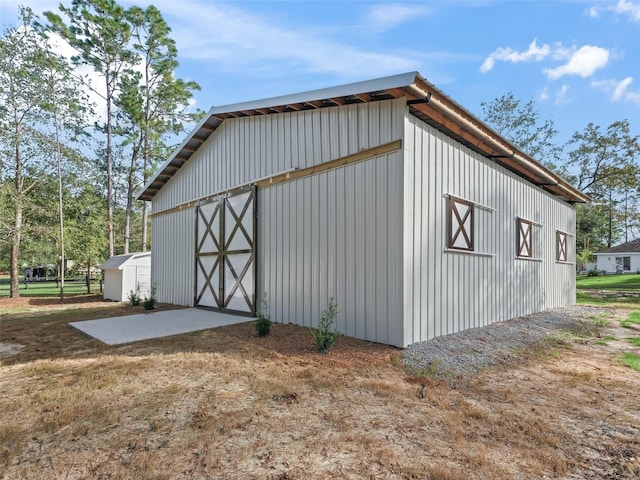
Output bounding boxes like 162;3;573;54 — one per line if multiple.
1;296;640;478
0;279;99;297
576;273;640;290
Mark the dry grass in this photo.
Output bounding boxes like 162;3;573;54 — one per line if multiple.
1;298;639;479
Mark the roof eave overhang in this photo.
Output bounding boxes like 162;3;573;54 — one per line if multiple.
138;72;588;205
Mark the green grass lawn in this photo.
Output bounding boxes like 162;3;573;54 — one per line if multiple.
0;279;99;297
618;352;640;370
576;274;640;290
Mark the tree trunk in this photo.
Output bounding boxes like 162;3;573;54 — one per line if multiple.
123;149;138;254
54;93;65;302
106;74;115;258
141;60;151;252
9;118;23;298
9;216;21;298
86;261;91;294
141;201;148;251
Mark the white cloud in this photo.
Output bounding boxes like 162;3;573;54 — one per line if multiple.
366;3;430;31
539;87;549;101
590;0;640;22
555;84;569;104
614;76;634;99
543;45;609;79
592;76;640;104
159;1;420;79
480;38;550;73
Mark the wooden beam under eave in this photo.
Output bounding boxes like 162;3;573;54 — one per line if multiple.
182;145;198;152
353;93;373;102
410;103;498;156
285;103;302;111
255;108;271;115
192;135;208;143
387;88;411;100
495;156;549;185
306;100;324;108
328;97;346;106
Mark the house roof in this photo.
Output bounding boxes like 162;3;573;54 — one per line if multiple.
596;239;640;254
138;71;589;204
99;252;151;270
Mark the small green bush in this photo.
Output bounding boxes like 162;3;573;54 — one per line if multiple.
587;269;600;277
255;294;272;337
128;290;140;306
310;298;339;354
143;287;157;310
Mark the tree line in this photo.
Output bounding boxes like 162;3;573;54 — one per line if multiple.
481;93;640;266
0;1;201;298
1;1;638;299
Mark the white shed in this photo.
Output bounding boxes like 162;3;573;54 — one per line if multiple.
138;71;588;347
595;239;640;274
100;252;151;302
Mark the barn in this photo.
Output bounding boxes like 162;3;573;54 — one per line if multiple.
138;71;588;348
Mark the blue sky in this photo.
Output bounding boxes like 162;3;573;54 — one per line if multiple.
1;0;639;148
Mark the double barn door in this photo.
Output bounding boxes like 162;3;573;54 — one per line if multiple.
195;187;256;315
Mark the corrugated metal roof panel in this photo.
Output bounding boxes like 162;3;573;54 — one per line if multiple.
100;252;151;270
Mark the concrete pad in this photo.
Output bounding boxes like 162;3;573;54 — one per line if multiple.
70;308;252;345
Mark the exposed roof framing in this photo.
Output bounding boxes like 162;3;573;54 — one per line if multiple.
138;71;589;204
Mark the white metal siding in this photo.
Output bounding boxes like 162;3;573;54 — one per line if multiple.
151;98;405;312
151;209;195;306
403;113;576;346
258;152;405;346
152;99;405;212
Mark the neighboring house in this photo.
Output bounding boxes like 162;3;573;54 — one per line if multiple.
595;240;640;274
138;71;588;347
100;252;151;302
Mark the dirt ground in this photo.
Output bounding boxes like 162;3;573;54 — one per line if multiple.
1;298;639;479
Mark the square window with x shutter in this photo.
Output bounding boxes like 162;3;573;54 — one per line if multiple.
448;196;474;251
556;231;567;262
517;218;533;258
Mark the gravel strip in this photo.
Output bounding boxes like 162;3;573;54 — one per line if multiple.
403;305;609;378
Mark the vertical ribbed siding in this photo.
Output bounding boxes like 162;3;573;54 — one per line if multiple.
150;98;405;314
152;99;404;213
259;152;405;347
151;209;195;306
403;113;576;346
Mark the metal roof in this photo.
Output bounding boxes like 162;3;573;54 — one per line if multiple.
138;71;589;204
99;251;151;270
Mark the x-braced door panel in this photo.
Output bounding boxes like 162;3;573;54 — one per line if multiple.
195;187;256;315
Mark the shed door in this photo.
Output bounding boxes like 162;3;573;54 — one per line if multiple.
195;187;256;315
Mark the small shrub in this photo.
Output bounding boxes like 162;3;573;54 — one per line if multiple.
128;290;140;306
255;294;272;337
587;269;600;277
143;287;157;310
310;298;339;354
